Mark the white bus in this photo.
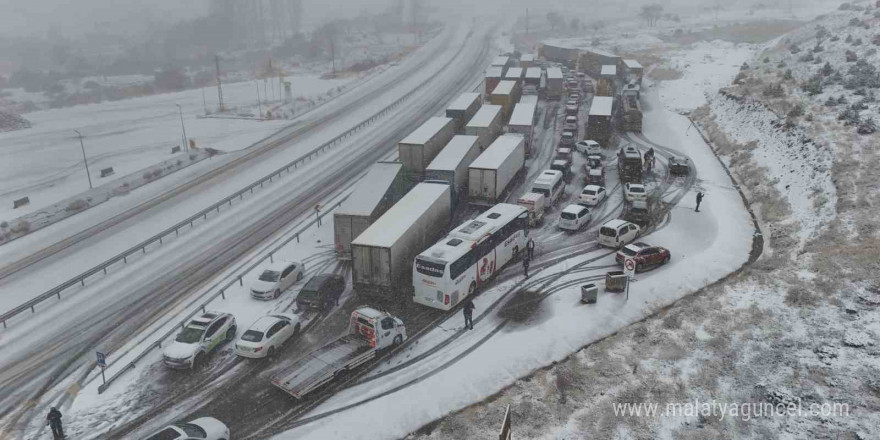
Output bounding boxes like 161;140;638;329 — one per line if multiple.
413;203;529;310
530;170;564;206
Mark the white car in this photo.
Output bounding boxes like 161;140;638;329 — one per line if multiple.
598;219;641;248
580;185;607;206
249;261;305;300
236;314;302;359
163;312;237;369
143;417;229;440
558;204;591;231
575;140;602;156
624;183;647;203
559;131;575;147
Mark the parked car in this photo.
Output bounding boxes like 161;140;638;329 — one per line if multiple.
579;185;607;206
296;273;345;311
559;131;575;147
250;261;305;300
624;183;647;203
575;140;602;156
558;204;591;231
669;156;690;175
143;417;230;440
598;219;641;248
236;314;302;359
163;312;237;369
615;242;671;271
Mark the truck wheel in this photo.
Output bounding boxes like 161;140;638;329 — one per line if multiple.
274;289;281;299
393;335;403;347
663;255;670;264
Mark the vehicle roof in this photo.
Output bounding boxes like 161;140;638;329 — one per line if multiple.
623;59;643;69
602;219;630;229
491;55;509;66
188;312;220;328
583;185;603;191
334;161;403;217
351;182;449;248
582;140;599;146
303;273;342;288
353;306;387;320
399;117;453;146
534;170;563;185
519;95;538;104
518;192;544;202
563;204;587;214
589;96;614;116
485;66;504;78
509;103;537;127
525;67;541;78
469;134;523;170
504;67;523;79
626;183;645;188
546;67;563;79
623;242;650;252
466;105;502;128
248;315;284;332
420;204;526;264
551;159;567;166
426;135;479;172
264;260;298;271
491;80;517;96
601;65;617;76
589;168;602;176
447;92;481;111
520;54;536;62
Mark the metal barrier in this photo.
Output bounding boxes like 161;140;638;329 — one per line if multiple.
0;36;469;330
13;197;29;209
97;193;350;393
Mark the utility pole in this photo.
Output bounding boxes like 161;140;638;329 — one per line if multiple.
215;55;225;112
73;130;93;189
202;87;208;115
175;104;189;151
255;80;263;120
526;8;529;36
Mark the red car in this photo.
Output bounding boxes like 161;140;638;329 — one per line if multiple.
615;242;671;272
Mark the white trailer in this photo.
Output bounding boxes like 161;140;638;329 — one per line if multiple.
546;67;564;99
491;55;510;75
504;67;524;84
489;80;520;123
468;134;526;205
425;135;481;202
398;117;456;175
465;104;502;150
351;181;452;294
508;102;537;156
524;67;542;86
334;162;407;259
519;94;538;105
445;92;482;133
271;307;406;399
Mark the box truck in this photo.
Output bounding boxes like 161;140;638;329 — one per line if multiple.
465;104;502;150
445;92;482;133
425;135;481;202
508;102;537;156
468;134;526;205
398;117;456;175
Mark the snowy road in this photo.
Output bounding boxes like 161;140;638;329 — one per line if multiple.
0;21;493;439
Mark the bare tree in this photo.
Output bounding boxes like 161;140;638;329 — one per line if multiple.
639;4;664;27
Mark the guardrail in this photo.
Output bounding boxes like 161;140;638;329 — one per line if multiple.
96;193;350;393
0;56;444;329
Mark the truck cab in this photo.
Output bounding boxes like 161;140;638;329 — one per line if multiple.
350;307;406;349
517;192;546;226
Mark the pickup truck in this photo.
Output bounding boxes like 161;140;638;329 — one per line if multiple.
271;307;406;399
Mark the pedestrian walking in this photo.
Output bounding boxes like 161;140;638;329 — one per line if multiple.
526;237;535;261
463;298;475;330
47;407;64;439
522;256;530;279
695;191;704;212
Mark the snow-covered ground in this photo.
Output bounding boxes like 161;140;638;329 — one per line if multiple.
0;74;352;220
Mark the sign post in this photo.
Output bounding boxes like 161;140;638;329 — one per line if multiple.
498;404;512;440
315;204;322;227
96;351;107;386
623;258;636;301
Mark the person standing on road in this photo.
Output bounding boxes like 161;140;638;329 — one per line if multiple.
695;191;704;212
527;237;536;261
47;407;64;439
463;298;475;330
522;256;530;279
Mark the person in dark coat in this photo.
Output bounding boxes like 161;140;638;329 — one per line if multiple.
526;237;536;261
695;191;704;212
47;407;64;439
522;256;530;279
463;298;475;330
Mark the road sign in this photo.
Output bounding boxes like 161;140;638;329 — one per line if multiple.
96;351;106;368
498;404;512;440
624;258;636;278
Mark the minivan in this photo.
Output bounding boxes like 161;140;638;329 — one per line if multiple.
296;274;345;311
597;219;641;248
530;170;564;206
558;204;591;231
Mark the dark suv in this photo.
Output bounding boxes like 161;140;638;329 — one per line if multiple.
297;274;345;311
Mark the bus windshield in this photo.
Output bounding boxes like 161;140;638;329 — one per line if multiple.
531;188;550;197
415;258;445;277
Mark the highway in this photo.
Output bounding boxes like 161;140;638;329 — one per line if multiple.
0;21;493;439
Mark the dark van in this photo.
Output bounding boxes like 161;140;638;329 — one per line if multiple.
297;274;345;311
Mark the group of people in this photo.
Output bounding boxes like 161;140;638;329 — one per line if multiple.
462;237;536;331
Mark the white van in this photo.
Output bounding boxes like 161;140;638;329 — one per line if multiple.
597;219;641;248
558;204;591;231
530;170;564;206
517;192;546;226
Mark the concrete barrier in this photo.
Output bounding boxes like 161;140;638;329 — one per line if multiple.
100;167;114;178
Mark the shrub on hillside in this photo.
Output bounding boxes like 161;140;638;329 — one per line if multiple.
800;52;814;62
784;69;793;80
790;43;801;54
858;117;877;134
763;83;785;98
825;96;839;106
803;75;823;95
821;62;834;76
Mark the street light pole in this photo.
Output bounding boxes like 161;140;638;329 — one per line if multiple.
255;80;263;120
175;104;189;151
73;129;93;189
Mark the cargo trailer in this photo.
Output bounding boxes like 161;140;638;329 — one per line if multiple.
508;102;537;156
489;80;521;123
445;92;482;133
524;67;542;86
398;116;456;175
504;67;524;86
491;55;510;75
620;59;644;84
586;96;614;147
519;54;536;68
465;104;503;150
468;134;526;205
351;181;452;294
519;94;538;105
546;67;564;99
484;66;504;96
334;161;408;259
597;65;617;96
425;135;481;202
